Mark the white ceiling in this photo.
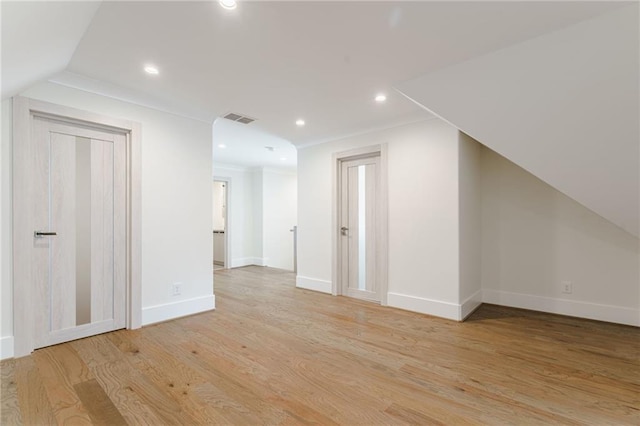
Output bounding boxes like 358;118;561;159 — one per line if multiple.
397;4;639;236
212;116;297;170
2;1;627;160
0;0;101;99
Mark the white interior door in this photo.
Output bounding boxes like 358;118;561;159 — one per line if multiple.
339;155;381;302
32;116;127;349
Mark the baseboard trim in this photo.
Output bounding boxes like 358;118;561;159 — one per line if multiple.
142;295;216;326
387;292;460;321
296;276;332;294
482;289;640;327
230;257;267;268
460;289;483;320
1;336;14;360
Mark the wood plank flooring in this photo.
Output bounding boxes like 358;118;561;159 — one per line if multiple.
2;266;639;425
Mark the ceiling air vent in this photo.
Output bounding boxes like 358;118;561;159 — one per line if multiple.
223;112;256;124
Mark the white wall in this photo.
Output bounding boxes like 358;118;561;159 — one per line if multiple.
397;5;639;237
458;132;482;317
481;147;640;326
252;169;265;264
1;82;214;359
297;119;466;319
1;99;13;358
212;181;226;231
263;169;297;271
386;121;460;312
297;117;638;326
213;164;297;270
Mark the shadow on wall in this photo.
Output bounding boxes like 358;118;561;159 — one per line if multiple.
480;146;639;308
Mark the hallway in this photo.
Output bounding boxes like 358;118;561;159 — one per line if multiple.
2;266;638;424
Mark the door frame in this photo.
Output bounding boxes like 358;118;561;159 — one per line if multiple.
12;96;142;357
212;176;231;269
332;144;388;305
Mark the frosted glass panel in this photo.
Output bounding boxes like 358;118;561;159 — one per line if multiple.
358;165;366;290
75;136;92;325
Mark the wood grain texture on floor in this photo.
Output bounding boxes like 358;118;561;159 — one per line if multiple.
1;266;639;425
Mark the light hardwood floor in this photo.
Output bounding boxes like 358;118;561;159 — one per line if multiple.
1;266;639;425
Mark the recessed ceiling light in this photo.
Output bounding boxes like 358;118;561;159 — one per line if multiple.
375;94;387;103
219;0;237;10
280;157;287;161
296;119;305;127
218;144;227;149
144;65;159;75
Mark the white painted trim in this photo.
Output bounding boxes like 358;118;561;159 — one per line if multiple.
482;289;640;327
230;258;251;268
379;144;389;306
460;289;483;320
1;336;14;360
261;167;297;175
296;276;332;294
387;292;460;321
142;295;215;326
129;121;142;329
49;73;213;124
230;257;267;268
296;113;437;150
214;163;249;172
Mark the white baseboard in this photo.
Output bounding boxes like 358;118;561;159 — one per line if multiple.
387;292;460;320
482;289;640;327
460;289;483;320
230;257;267;268
296;276;332;294
142;295;215;326
256;257;268;267
1;336;14;360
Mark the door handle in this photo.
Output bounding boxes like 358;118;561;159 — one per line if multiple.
34;231;57;238
340;226;348;236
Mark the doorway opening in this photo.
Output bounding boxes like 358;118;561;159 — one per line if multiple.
213;177;230;270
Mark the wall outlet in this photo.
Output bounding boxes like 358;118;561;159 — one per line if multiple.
171;282;182;296
561;280;572;294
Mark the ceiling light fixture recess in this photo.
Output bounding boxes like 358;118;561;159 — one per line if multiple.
218;144;227;149
144;65;159;75
375;94;387;103
219;0;237;10
280;157;287;161
296;119;305;127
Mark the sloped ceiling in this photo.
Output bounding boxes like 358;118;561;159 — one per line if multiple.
0;0;102;99
396;5;639;237
2;1;635;217
50;0;624;145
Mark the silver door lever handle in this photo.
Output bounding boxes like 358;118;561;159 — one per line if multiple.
34;231;57;238
340;226;348;235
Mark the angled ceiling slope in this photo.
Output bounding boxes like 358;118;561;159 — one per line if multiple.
397;4;639;237
1;1;102;99
61;1;621;146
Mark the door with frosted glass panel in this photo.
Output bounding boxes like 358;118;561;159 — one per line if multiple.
32;116;126;349
339;155;380;302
